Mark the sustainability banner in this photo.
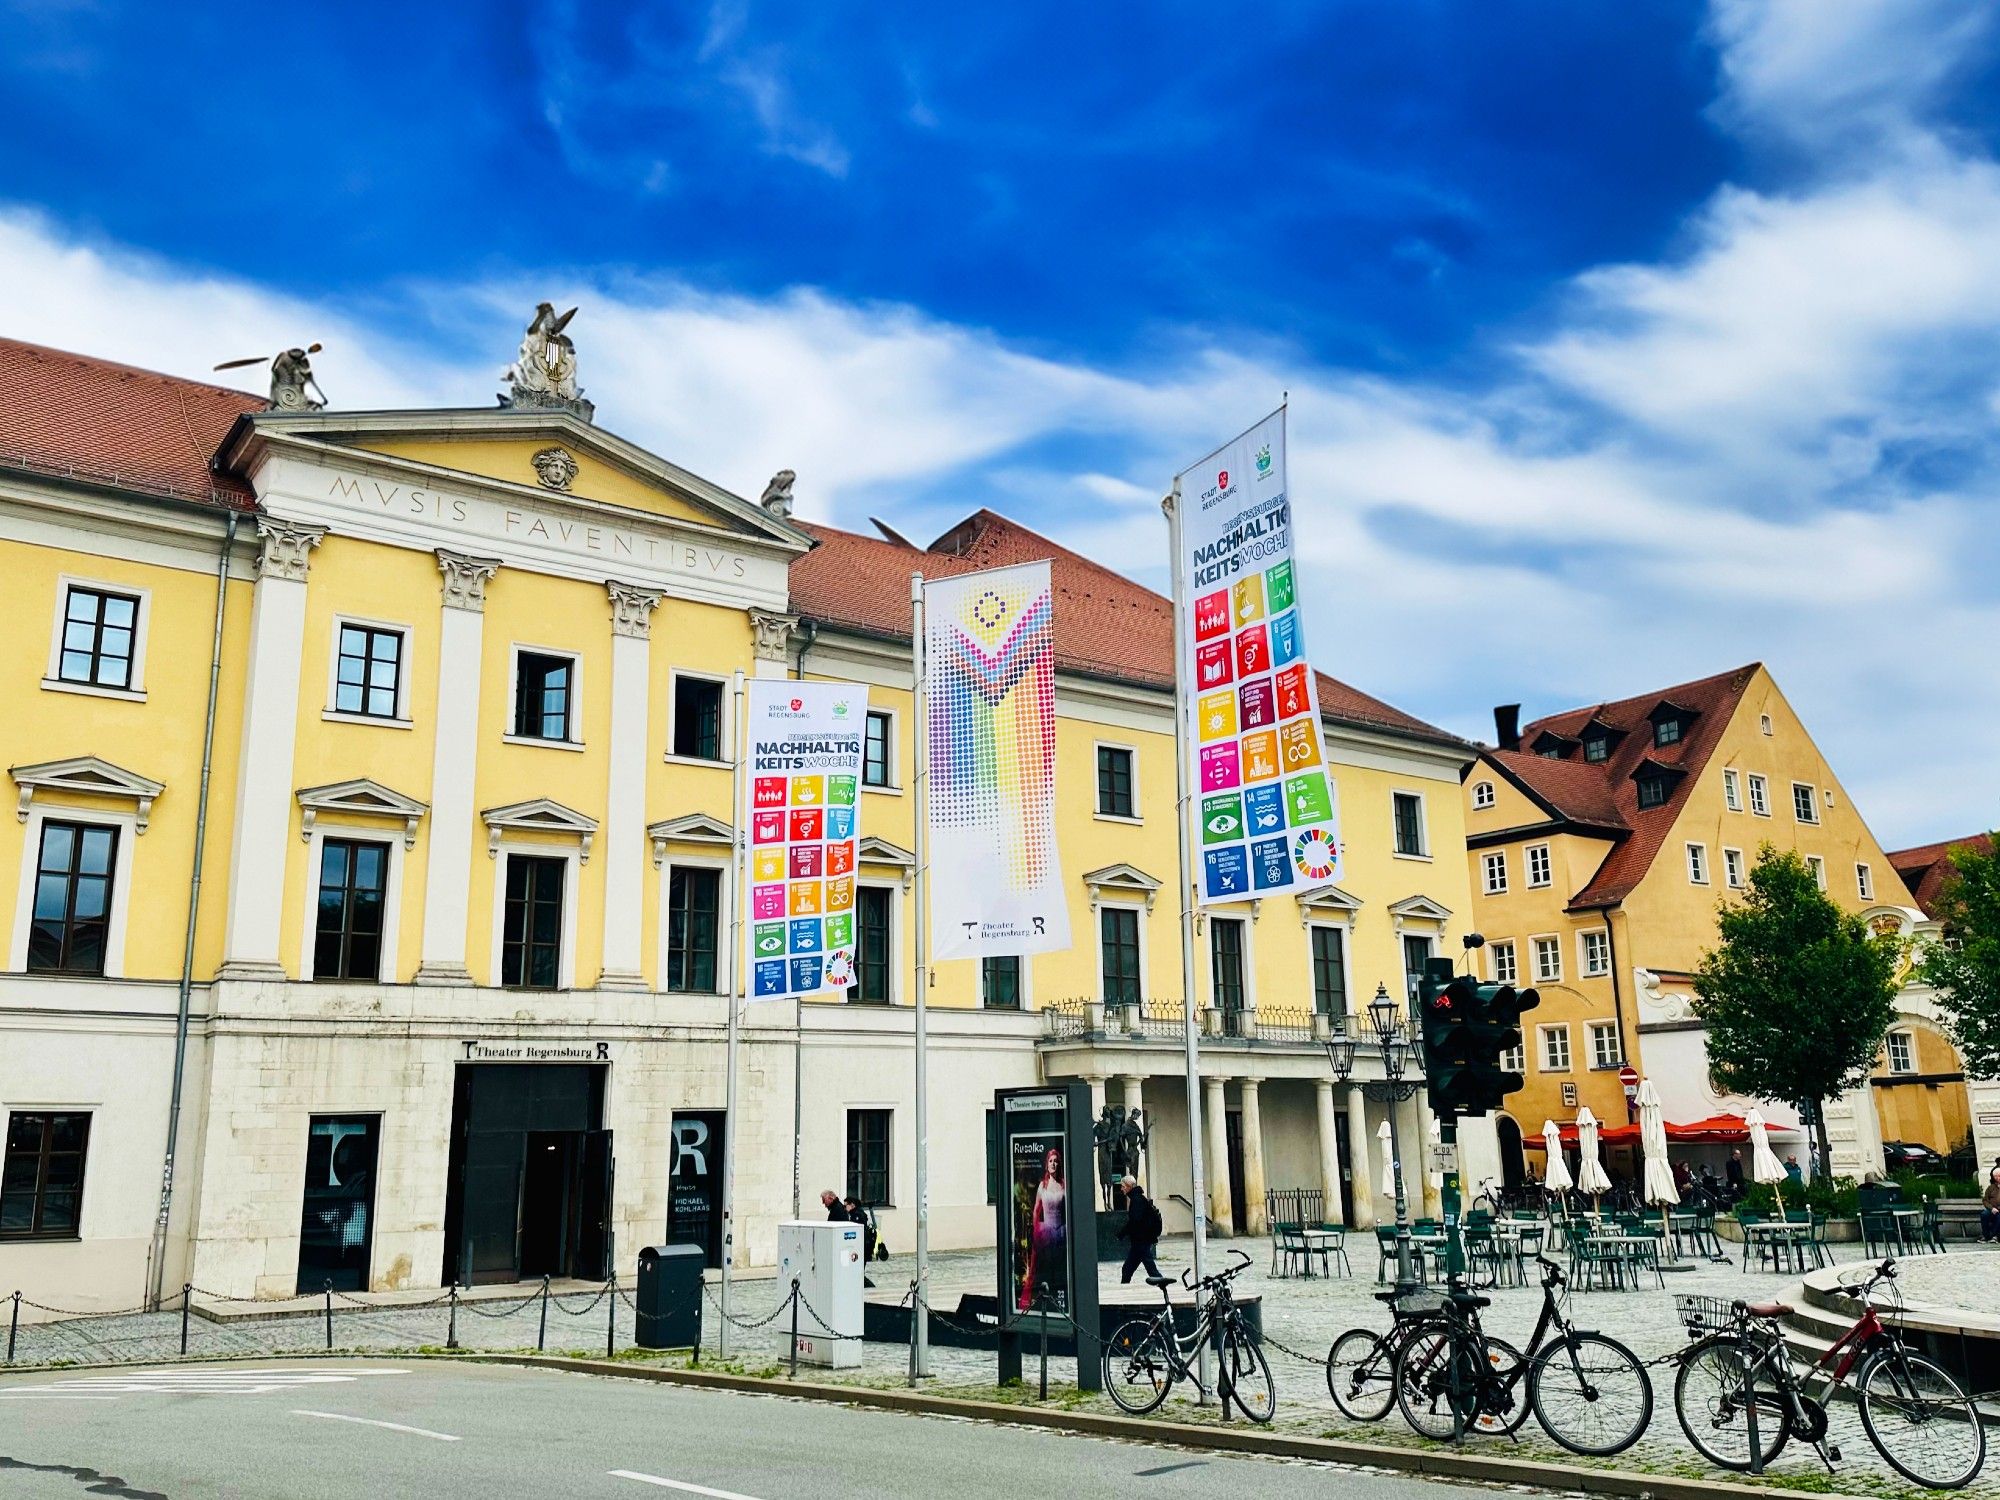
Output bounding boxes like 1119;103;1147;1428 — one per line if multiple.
743;679;869;1001
923;562;1072;959
1175;407;1343;906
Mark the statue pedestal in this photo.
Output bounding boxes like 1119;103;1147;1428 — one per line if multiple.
1096;1208;1129;1262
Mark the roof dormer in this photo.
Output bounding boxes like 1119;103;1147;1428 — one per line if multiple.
1631;756;1686;810
1647;698;1699;750
1579;715;1625;765
1530;730;1578;760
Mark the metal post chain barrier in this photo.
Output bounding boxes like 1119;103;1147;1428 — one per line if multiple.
323;1283;334;1351
447;1283;459;1350
906;1280;919;1389
180;1284;191;1357
6;1290;17;1364
538;1277;550;1352
788;1278;801;1378
607;1272;617;1360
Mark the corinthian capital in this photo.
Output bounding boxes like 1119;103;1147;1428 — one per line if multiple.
437;549;502;612
749;609;798;663
607;580;664;639
255;518;327;582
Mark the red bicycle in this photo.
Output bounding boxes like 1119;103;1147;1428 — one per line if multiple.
1673;1259;1987;1489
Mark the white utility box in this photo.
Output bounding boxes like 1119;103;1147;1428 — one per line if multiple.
775;1219;864;1368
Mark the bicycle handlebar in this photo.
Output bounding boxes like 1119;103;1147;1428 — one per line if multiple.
1179;1248;1253;1291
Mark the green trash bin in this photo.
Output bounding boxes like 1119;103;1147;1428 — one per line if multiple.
635;1244;704;1350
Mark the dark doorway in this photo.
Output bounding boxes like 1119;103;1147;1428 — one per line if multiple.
442;1064;609;1285
1334;1111;1355;1225
1224;1110;1247;1235
1496;1116;1526;1192
668;1110;727;1268
297;1115;379;1294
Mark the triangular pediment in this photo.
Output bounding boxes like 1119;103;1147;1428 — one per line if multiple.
857;835;915;868
483;797;600;863
11;755;166;832
1084;863;1162;910
1297;883;1363;915
648;812;733;846
1388;894;1453;923
298;778;428;848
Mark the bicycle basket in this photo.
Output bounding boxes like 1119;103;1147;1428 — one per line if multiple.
1393;1288;1448;1317
1674;1294;1737;1336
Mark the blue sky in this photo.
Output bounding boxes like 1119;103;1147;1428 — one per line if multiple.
3;0;1997;846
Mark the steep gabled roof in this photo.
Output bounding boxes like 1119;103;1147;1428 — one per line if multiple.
0;337;262;509
1484;748;1629;832
1889;832;1996;919
790;508;1468;750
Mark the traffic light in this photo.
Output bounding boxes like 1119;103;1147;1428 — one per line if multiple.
1417;958;1540;1117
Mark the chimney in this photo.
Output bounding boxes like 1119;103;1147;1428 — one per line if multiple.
1493;704;1521;752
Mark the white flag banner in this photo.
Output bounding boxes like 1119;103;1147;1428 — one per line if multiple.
922;562;1072;959
1175;407;1343;906
742;680;869;1000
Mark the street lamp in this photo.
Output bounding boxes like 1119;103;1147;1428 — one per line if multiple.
1325;982;1425;1289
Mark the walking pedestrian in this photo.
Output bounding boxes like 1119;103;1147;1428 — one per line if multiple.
1115;1175;1164;1284
1982;1168;2000;1244
820;1188;849;1222
1725;1149;1745;1200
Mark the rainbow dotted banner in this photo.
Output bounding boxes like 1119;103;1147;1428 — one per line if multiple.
1176;408;1343;906
923;562;1072;959
742;680;869;1001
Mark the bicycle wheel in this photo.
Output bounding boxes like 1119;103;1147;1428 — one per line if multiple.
1529;1332;1653;1457
1673;1335;1788;1471
1395;1328;1525;1439
1220;1323;1276;1423
1104;1318;1174;1416
1326;1327;1395;1422
1856;1346;1987;1490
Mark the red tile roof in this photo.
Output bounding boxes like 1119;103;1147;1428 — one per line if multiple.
1889;832;1995;919
790;509;1467;748
1485;664;1760;909
0;337;261;509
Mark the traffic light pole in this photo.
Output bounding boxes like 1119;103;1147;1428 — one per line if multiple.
1440;1114;1464;1280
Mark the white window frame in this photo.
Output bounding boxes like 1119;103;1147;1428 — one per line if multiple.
1539;1023;1572;1073
1532;934;1562;984
1390;789;1430;860
297;822;407;982
1588;1020;1622;1070
1092;740;1141;823
10;806;138;978
1760;713;1773;736
1886;1030;1915;1074
1792;781;1819;824
322;614;414;728
1489;939;1518;985
1807;854;1826;889
1481;850;1508;895
1747;773;1770;817
1526;843;1552;889
1206;912;1258;1016
659;854;735;996
861;707;903;795
979;952;1036;1011
1723;847;1745;889
1497;1041;1525;1074
1471;780;1495;810
488;842;580;990
1095;899;1150;1008
1856;862;1873;901
1578;928;1610;978
853;877;905;1006
505;642;585;751
664;667;731;766
1722;768;1741;812
44;575;153;702
1686;842;1709;885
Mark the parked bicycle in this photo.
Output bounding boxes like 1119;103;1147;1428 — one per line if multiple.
1393;1254;1653;1456
1103;1249;1274;1423
1325;1285;1496;1424
1673;1259;1985;1489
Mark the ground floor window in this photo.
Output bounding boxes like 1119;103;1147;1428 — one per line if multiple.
297;1114;379;1293
1;1110;90;1239
847;1108;891;1207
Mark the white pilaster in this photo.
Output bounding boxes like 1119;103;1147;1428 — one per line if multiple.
1314;1080;1344;1226
1204;1075;1231;1235
600;581;661;990
1346;1086;1376;1229
217;518;325;980
414;550;499;985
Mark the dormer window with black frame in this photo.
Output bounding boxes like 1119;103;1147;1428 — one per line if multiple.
1647;700;1697;751
1531;731;1576;760
1583;735;1611;763
1632;757;1682;811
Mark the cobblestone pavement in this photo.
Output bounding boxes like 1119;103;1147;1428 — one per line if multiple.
9;1235;1996;1497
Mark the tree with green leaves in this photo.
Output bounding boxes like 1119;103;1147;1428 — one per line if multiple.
1916;834;2000;1079
1692;846;1902;1179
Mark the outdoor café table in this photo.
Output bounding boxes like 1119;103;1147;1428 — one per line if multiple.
1297;1226;1343;1278
1743;1219;1812;1274
1582;1234;1641;1290
1889;1208;1926;1254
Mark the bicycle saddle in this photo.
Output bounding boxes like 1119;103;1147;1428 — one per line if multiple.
1744;1299;1794;1318
1447;1290;1491;1310
1372;1289;1405;1304
1146;1276;1173;1288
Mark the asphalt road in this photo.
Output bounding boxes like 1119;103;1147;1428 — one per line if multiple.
0;1359;1516;1500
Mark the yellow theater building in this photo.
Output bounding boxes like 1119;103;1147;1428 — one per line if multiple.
0;328;1480;1310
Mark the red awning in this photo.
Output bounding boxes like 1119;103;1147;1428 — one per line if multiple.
1523;1112;1753;1148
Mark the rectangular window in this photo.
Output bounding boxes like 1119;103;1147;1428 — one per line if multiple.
56;586;139;690
846;1109;891;1207
666;867;722;993
1636;776;1669;810
1686;842;1708;884
863;711;893;788
333;623;403;719
1857;862;1874;901
27;821;118;975
1724;847;1745;888
1392;792;1426;856
1533;936;1561;984
1;1111;90;1239
512;651;575;742
500;854;565;989
1498;1042;1525;1074
1472;780;1495;809
1760;714;1773;735
1403;933;1434;1003
1723;769;1741;811
1526;844;1552;888
1096;746;1136;819
1887;1032;1914;1073
297;1114;378;1294
1490;939;1518;985
671;676;724;761
1481;851;1508;895
855;887;893;1003
1210;918;1246;1030
1583;736;1609;763
1793;782;1819;824
1309;926;1348;1016
1807;854;1826;890
981;955;1021;1009
1653;717;1681;748
1100;907;1141;1006
1589;1021;1622;1070
1747;774;1769;816
313;838;388;981
1580;929;1610;977
1541;1025;1571;1073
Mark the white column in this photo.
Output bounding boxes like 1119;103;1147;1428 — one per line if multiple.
1204;1075;1231;1235
217;519;325;980
1086;1074;1108;1122
1240;1078;1268;1234
415;550;499;985
1346;1087;1377;1229
1121;1075;1148;1189
749;610;797;681
1314;1080;1344;1226
600;581;661;990
1399;1092;1434;1218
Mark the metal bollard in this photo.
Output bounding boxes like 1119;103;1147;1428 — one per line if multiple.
607;1273;617;1359
1036;1282;1049;1402
788;1278;801;1378
538;1276;550;1352
446;1283;459;1351
323;1281;333;1351
7;1290;18;1364
180;1284;192;1357
906;1280;919;1389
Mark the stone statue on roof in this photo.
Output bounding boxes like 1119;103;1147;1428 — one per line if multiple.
501;302;593;420
759;470;796;518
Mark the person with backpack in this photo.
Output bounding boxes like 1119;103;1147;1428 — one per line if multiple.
1116;1175;1164;1283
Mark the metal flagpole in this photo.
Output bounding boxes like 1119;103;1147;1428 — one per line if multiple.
909;573;932;1378
1162;481;1212;1399
719;668;748;1358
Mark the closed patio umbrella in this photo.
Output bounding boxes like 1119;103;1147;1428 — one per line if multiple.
1427;1114;1444;1191
1541;1119;1574;1195
1747;1108;1787;1215
1377;1119;1398;1201
1638;1079;1679;1257
1575;1106;1613;1208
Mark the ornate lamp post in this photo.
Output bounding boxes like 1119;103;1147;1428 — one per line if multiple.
1325;982;1425;1289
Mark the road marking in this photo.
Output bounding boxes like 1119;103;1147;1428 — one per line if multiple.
293;1410;460;1441
0;1368;407;1399
608;1470;766;1499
